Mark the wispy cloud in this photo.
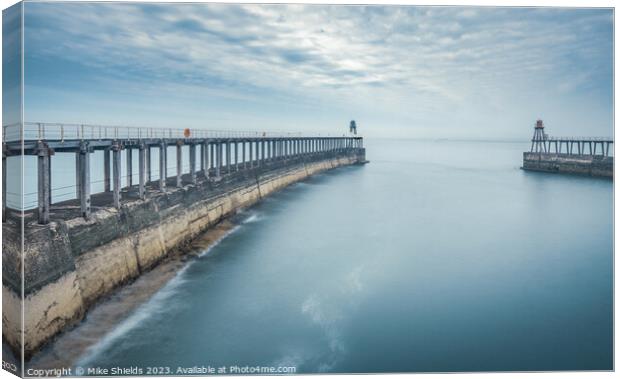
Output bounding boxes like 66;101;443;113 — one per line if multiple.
23;3;612;138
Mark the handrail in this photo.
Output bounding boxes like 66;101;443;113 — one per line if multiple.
544;136;613;142
2;122;363;143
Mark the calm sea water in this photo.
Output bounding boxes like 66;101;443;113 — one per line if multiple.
66;139;612;372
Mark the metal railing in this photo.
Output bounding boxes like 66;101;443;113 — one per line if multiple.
546;136;613;142
2;122;360;143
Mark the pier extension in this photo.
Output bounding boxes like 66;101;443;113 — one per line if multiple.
521;120;613;178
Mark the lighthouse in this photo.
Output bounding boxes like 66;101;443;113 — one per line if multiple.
531;119;548;153
349;120;357;135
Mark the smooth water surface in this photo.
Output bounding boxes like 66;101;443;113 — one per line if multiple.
74;139;613;373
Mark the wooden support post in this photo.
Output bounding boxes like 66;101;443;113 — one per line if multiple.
210;142;215;169
234;142;239;171
75;152;82;199
48;154;52;206
2;149;6;222
104;148;111;192
213;144;217;177
139;144;146;199
606;142;610;157
176;142;183;187
146;146;151;183
225;142;230;173
79;143;91;219
200;141;206;175
249;141;253;168
159;142;167;191
216;143;222;177
127;148;133;188
113;143;122;208
242;142;246;169
189;143;197;184
37;143;51;224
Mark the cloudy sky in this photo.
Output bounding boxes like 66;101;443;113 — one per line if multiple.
20;3;613;139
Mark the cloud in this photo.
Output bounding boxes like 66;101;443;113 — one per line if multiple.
22;3;613;138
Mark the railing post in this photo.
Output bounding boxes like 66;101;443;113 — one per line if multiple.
112;142;122;209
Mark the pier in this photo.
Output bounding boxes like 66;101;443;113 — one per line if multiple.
2;121;366;358
2;122;364;225
523;120;613;177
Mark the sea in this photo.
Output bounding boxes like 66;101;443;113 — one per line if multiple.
23;139;613;373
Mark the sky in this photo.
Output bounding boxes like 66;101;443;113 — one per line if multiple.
15;2;614;139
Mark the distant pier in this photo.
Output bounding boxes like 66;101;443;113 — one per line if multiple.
522;120;613;178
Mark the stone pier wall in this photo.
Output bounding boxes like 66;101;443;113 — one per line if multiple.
2;150;366;358
522;152;613;178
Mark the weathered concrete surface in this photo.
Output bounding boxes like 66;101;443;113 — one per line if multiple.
522;152;613;178
2;150;366;358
